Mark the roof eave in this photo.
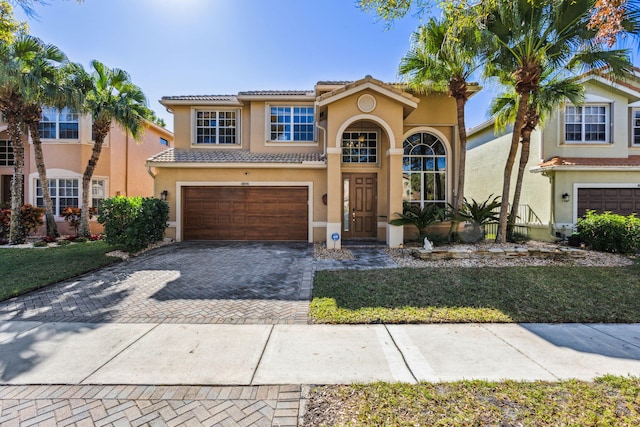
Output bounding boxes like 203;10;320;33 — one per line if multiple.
159;99;243;107
531;165;640;173
145;161;327;169
236;94;316;101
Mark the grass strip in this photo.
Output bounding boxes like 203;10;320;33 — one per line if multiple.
0;241;120;300
311;263;640;323
305;376;640;426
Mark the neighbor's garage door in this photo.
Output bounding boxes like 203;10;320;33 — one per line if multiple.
577;187;640;217
182;186;308;241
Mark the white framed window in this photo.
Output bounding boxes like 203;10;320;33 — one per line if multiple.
402;132;447;208
632;109;640;146
35;178;106;216
194;110;238;145
564;104;609;143
0;140;13;166
91;179;106;211
36;178;79;216
342;131;378;163
268;105;314;142
38;107;79;140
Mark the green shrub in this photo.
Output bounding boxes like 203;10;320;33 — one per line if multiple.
56;239;71;246
390;202;446;240
575;210;640;254
97;196;169;253
33;240;48;247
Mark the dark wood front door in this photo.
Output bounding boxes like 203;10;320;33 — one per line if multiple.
343;173;377;239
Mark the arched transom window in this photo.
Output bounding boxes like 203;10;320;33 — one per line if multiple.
402;132;447;208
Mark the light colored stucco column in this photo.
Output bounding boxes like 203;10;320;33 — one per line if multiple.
325;148;343;249
386;147;404;248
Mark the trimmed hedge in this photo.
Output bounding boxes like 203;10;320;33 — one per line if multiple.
576;210;640;254
97;196;169;253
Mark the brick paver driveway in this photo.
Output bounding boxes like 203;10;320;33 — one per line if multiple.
0;241;314;325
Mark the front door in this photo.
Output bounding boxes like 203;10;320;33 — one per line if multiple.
343;173;377;239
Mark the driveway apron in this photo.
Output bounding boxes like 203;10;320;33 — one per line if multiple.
0;241;313;325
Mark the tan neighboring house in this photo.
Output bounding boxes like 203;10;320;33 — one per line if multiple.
466;70;640;241
148;76;479;248
0;108;174;234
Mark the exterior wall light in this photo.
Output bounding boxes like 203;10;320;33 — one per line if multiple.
160;190;168;201
561;192;570;203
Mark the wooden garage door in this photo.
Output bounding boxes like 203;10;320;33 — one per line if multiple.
182;186;308;241
577;188;640;218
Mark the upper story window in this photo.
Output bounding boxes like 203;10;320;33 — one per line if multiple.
633;109;640;146
268;106;314;142
402;132;447;208
195;110;237;145
38;107;79;140
0;140;13;166
564;104;609;143
342;131;377;163
160;137;169;146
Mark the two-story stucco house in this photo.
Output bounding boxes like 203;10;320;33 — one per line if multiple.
148;76;479;248
0;108;174;234
466;70;640;241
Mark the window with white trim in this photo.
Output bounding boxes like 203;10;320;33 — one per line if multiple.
268;106;314;142
402;132;447;208
91;179;106;212
195;110;237;144
36;178;79;216
35;178;106;215
342;131;377;163
564;104;609;143
633;109;640;146
0;140;13;166
38;107;79;140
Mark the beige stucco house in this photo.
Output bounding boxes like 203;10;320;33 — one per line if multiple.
0;108;174;234
466;70;640;241
149;76;479;248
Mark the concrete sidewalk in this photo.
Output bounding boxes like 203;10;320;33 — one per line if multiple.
1;321;639;385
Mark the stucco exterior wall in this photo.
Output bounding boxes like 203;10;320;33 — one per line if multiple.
466;127;551;226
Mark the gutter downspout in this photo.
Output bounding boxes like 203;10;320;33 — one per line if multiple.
146;164;156;179
316;121;327;161
546;171;557;240
125;133;129;196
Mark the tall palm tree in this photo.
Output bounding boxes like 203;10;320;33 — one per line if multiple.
482;0;635;243
73;60;150;237
0;35;60;243
17;37;67;238
490;72;584;238
399;14;482;223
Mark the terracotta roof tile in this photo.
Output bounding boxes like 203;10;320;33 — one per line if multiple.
237;90;314;96
538;156;640;168
148;148;324;164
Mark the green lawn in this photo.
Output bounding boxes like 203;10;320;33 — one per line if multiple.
305;376;640;426
311;262;640;323
0;241;121;300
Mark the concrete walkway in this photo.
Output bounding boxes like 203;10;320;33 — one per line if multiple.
1;321;639;386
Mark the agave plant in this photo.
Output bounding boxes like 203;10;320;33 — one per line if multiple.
454;195;501;225
390;202;446;239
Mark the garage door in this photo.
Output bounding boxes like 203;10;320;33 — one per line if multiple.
577;188;640;218
182;186;308;241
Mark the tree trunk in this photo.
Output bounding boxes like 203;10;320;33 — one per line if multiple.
79;124;108;237
25;107;59;238
448;78;469;242
495;91;530;243
6;115;25;244
506;127;532;239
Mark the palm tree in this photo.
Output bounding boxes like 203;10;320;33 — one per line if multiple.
490;71;584;238
482;0;635;243
399;13;482;226
73;60;150;237
17;37;67;238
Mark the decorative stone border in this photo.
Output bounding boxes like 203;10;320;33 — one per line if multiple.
413;246;587;260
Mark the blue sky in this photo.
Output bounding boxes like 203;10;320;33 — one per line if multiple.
14;0;635;132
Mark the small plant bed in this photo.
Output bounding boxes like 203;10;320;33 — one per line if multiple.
0;241;120;301
310;261;640;323
304;376;640;426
